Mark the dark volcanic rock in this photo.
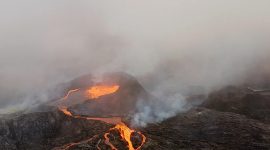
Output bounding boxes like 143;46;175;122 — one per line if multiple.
142;108;270;150
2;74;270;150
0;110;112;150
69;72;153;117
59;108;270;150
65;125;145;150
202;86;270;123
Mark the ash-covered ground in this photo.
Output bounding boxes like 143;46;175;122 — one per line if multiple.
1;73;270;150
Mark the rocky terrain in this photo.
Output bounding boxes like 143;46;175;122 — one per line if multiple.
202;86;270;124
1;73;270;150
68;72;153;118
143;108;270;150
0;109;112;150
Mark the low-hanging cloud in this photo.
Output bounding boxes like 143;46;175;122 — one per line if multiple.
0;0;270;115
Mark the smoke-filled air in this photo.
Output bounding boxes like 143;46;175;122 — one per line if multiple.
1;0;270;123
1;1;270;150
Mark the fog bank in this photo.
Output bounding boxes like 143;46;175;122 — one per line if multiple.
0;0;270;112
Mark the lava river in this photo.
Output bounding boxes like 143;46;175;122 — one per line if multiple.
57;85;146;150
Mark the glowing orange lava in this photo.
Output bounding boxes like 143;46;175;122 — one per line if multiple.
105;122;146;150
52;135;99;150
61;89;80;100
87;85;119;99
86;117;122;125
59;106;73;116
115;122;135;150
59;106;122;124
58;107;146;150
56;84;146;150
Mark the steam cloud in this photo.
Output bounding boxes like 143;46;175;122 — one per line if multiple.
132;93;189;127
0;0;270;118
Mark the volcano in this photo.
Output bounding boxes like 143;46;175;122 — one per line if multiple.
54;72;152;118
54;72;149;150
1;73;270;150
0;72;150;150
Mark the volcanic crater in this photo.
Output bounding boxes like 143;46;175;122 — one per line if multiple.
0;72;270;150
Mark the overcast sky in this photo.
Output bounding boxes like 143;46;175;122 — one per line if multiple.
0;0;270;110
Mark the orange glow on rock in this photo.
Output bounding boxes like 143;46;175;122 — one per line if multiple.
59;106;73;116
57;84;146;149
87;85;119;99
105;122;146;150
115;122;136;150
58;107;146;150
61;89;80;100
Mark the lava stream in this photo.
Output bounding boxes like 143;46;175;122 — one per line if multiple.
52;135;99;150
87;85;120;99
105;122;146;150
57;84;145;149
59;106;73;116
59;107;122;124
61;89;80;100
60;85;120;100
58;107;146;150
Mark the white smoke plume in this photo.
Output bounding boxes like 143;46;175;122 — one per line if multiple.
0;0;270;116
132;93;188;127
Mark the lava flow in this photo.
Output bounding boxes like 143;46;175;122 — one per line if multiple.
87;85;120;99
61;89;80;100
105;122;146;150
59;106;73;116
57;84;146;150
58;107;146;150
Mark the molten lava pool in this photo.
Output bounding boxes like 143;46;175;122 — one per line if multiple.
87;85;120;99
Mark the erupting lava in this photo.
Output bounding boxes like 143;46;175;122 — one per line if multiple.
61;89;80;100
105;122;146;150
59;85;119;101
57;84;146;150
59;106;73;117
58;107;146;150
87;85;120;99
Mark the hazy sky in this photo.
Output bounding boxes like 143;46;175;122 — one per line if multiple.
0;0;270;109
